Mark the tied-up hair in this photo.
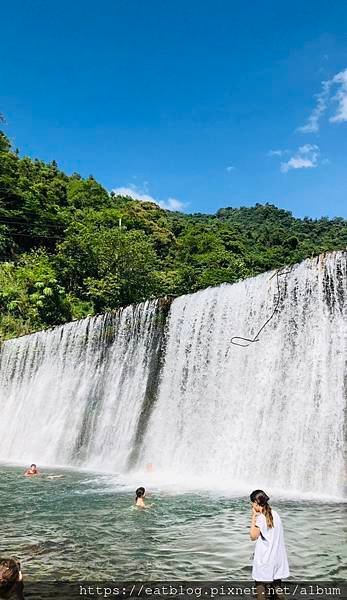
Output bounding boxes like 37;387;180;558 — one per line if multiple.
135;487;145;502
250;489;274;529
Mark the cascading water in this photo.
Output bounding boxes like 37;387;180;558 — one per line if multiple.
141;252;346;497
0;300;166;472
0;252;345;497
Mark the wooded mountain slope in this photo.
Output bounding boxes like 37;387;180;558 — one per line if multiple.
1;129;346;340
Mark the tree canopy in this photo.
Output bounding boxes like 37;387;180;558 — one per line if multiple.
0;128;346;341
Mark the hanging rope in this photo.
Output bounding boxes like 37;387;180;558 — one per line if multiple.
230;266;293;348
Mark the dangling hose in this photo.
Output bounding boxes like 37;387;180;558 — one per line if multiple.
230;266;293;348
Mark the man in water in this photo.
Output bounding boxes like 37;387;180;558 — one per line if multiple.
24;464;39;477
0;559;24;599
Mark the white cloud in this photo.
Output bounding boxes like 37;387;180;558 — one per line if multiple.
297;80;331;133
112;184;186;211
297;68;347;132
280;144;320;173
112;186;153;203
267;149;290;157
268;149;283;157
226;165;236;172
329;69;347;123
161;197;186;211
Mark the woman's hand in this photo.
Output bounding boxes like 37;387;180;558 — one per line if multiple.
250;506;260;540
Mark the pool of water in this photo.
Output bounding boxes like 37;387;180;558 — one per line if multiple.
0;465;345;580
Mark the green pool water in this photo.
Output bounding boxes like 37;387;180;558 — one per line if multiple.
0;465;345;581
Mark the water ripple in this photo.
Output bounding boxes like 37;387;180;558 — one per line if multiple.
0;466;345;580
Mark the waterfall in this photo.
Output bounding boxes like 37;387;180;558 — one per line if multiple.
0;252;345;496
141;251;346;497
0;300;166;472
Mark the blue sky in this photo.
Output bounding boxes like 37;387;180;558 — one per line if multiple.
1;0;347;217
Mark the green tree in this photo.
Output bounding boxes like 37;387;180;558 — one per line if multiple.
56;225;159;312
0;127;346;340
0;250;72;340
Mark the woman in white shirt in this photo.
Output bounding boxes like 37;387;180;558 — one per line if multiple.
249;489;290;600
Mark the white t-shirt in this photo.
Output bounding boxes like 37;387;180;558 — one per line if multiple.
252;510;290;582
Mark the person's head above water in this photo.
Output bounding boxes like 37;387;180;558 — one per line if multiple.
250;489;273;528
24;464;38;477
135;487;145;501
0;558;23;598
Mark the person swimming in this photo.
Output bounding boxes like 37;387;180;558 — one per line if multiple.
249;489;289;600
0;558;24;600
135;487;146;508
24;464;39;477
134;486;154;508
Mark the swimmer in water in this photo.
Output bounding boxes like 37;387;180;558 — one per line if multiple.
0;558;24;600
135;487;153;508
24;464;39;477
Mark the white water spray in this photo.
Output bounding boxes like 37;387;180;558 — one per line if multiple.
0;301;160;471
142;252;346;497
0;253;345;496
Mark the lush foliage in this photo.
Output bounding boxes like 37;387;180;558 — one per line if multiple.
0;129;346;340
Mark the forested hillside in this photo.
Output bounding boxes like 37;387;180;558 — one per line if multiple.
0;128;346;340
